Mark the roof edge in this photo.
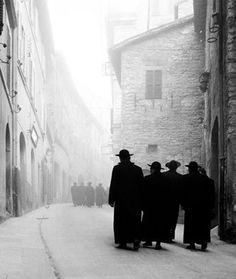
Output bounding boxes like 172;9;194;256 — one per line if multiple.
110;15;194;52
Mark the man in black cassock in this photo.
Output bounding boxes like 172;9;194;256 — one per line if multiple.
141;162;171;250
95;183;105;207
163;160;183;242
71;182;78;206
77;182;86;206
109;149;143;251
86;182;95;207
181;161;215;251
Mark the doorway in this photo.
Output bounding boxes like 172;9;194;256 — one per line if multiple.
5;124;11;214
210;118;219;228
19;133;27;212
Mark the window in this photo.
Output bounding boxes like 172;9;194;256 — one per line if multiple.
6;25;12;91
147;144;158;154
145;69;162;99
29;59;33;93
213;0;217;12
0;0;3;35
20;26;26;72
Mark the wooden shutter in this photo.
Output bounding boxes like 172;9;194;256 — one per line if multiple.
146;70;154;99
145;70;162;99
154;70;162;99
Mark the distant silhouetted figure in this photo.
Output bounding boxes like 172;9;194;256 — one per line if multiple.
163;160;183;242
71;182;78;206
181;161;215;251
109;149;143;251
86;182;95;207
95;183;105;207
77;182;86;206
80;182;86;206
141;162;170;250
104;188;109;205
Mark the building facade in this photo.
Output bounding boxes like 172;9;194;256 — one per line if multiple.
109;17;205;172
0;0;112;219
108;0;236;241
193;0;236;241
0;0;17;217
46;54;112;202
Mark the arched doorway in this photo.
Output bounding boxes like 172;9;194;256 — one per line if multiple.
19;133;27;213
5;124;11;213
210;118;219;227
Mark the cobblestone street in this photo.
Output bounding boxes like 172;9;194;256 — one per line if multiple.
0;204;236;279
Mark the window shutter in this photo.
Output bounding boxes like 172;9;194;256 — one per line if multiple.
154;70;162;99
145;69;162;99
146;70;154;99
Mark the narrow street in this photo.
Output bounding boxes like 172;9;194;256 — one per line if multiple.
0;204;236;279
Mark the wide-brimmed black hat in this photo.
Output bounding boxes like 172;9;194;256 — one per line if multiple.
185;161;199;170
148;161;163;170
166;160;181;169
115;149;133;158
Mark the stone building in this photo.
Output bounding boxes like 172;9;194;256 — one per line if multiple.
108;0;236;241
109;16;205;172
0;0;112;219
14;0;51;215
0;0;17;217
46;54;112;202
194;0;236;241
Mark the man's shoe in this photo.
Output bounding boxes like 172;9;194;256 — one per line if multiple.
186;244;196;250
154;243;162;250
143;241;152;247
116;244;127;249
201;242;207;251
133;242;140;251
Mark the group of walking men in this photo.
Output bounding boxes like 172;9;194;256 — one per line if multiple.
109;149;215;251
71;182;108;208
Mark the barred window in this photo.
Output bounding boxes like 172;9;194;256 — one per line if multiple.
145;70;162;99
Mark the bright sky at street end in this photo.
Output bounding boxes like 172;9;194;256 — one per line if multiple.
48;0;112;130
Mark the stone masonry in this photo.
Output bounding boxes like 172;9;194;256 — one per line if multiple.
111;18;205;172
225;0;236;240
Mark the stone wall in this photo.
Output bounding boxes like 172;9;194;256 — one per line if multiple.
117;19;205;172
225;0;236;241
203;0;236;241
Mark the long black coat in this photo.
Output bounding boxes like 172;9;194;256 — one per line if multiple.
163;171;183;239
141;172;171;242
95;185;105;207
109;162;144;244
86;185;95;207
181;173;215;244
71;186;78;206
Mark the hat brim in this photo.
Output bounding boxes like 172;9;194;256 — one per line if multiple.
116;154;133;156
185;164;198;168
